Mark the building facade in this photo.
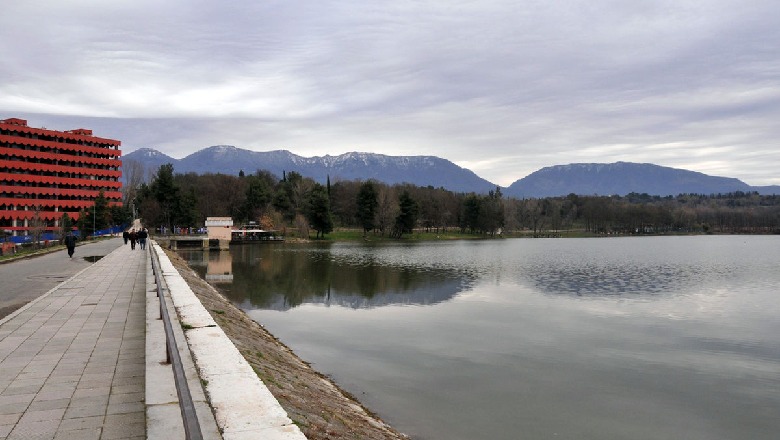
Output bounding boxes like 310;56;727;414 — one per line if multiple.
0;117;122;240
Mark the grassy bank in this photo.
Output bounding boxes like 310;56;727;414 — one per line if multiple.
306;228;499;241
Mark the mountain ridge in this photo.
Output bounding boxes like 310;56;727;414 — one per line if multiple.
122;146;780;197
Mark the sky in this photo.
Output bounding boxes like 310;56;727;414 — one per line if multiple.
2;0;779;187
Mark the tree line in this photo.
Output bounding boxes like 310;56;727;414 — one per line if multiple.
128;163;780;238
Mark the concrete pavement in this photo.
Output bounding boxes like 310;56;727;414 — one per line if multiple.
0;239;146;439
0;239;125;320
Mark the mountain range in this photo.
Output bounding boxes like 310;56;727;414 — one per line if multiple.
124;146;495;194
122;146;779;197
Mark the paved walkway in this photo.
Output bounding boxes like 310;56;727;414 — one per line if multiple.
0;241;146;440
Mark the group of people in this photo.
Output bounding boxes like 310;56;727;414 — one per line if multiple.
61;226;149;260
123;228;148;250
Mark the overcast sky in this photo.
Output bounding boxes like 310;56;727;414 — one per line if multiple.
2;0;779;186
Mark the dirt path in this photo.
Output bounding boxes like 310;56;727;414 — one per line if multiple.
163;249;409;440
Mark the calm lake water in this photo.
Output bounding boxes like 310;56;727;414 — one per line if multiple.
179;235;780;440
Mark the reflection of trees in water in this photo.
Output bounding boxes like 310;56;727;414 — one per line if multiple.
208;244;470;310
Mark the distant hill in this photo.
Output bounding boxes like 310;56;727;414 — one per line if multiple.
123;146;498;193
122;148;177;174
505;162;779;197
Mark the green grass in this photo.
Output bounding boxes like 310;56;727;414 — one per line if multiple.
314;228;492;241
0;244;64;262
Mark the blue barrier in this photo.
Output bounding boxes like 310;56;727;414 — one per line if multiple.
1;224;129;245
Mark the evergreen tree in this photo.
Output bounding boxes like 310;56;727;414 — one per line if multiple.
356;181;379;236
59;212;73;240
242;174;271;222
393;190;419;238
93;190;110;231
462;194;481;233
306;183;333;238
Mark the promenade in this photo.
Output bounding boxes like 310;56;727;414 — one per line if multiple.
0;239;146;439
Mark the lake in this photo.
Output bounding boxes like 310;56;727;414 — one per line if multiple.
178;235;780;440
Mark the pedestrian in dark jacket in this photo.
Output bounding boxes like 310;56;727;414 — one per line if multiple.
129;230;137;250
138;228;148;250
123;230;129;245
64;232;77;258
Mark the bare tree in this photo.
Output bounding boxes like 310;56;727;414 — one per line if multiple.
28;206;47;248
294;214;309;239
376;186;398;236
121;159;146;206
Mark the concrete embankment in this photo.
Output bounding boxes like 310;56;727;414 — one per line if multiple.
153;242;408;440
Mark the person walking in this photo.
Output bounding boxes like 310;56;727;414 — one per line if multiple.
64;232;77;258
129;230;137;250
123;230;129;245
138;228;148;250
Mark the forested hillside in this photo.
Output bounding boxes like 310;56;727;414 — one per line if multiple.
130;164;780;238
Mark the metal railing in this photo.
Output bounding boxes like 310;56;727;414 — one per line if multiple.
149;242;204;440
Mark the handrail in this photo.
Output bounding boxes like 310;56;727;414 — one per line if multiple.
149;242;204;440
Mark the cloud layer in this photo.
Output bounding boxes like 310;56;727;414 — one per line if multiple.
2;0;779;186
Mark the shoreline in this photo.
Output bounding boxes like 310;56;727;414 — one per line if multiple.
162;248;409;440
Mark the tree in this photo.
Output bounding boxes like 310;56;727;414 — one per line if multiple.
393;190;419;238
376;186;398;236
306;183;333;238
462;194;480;233
356;181;379;236
121;159;146;207
29;206;46;248
479;187;504;236
78;190;111;238
152;163;180;231
175;187;199;229
241;174;272;222
109;205;132;228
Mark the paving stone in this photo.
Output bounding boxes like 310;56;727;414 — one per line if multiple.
63;404;104;419
2;384;42;396
0;423;13;437
107;392;143;406
0;413;21;425
69;395;109;409
56;415;104;431
106;401;144;415
17;407;66;423
32;390;74;403
26;399;69;412
0;394;35;407
52;427;102;440
70;387;111;399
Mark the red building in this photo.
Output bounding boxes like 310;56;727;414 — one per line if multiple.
0;117;122;239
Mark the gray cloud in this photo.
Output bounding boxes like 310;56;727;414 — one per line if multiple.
2;0;779;186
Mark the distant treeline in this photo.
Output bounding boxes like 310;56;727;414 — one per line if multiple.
128;164;780;237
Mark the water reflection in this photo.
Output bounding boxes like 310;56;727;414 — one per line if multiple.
179;243;474;310
509;238;749;298
177;238;748;310
206;250;233;283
